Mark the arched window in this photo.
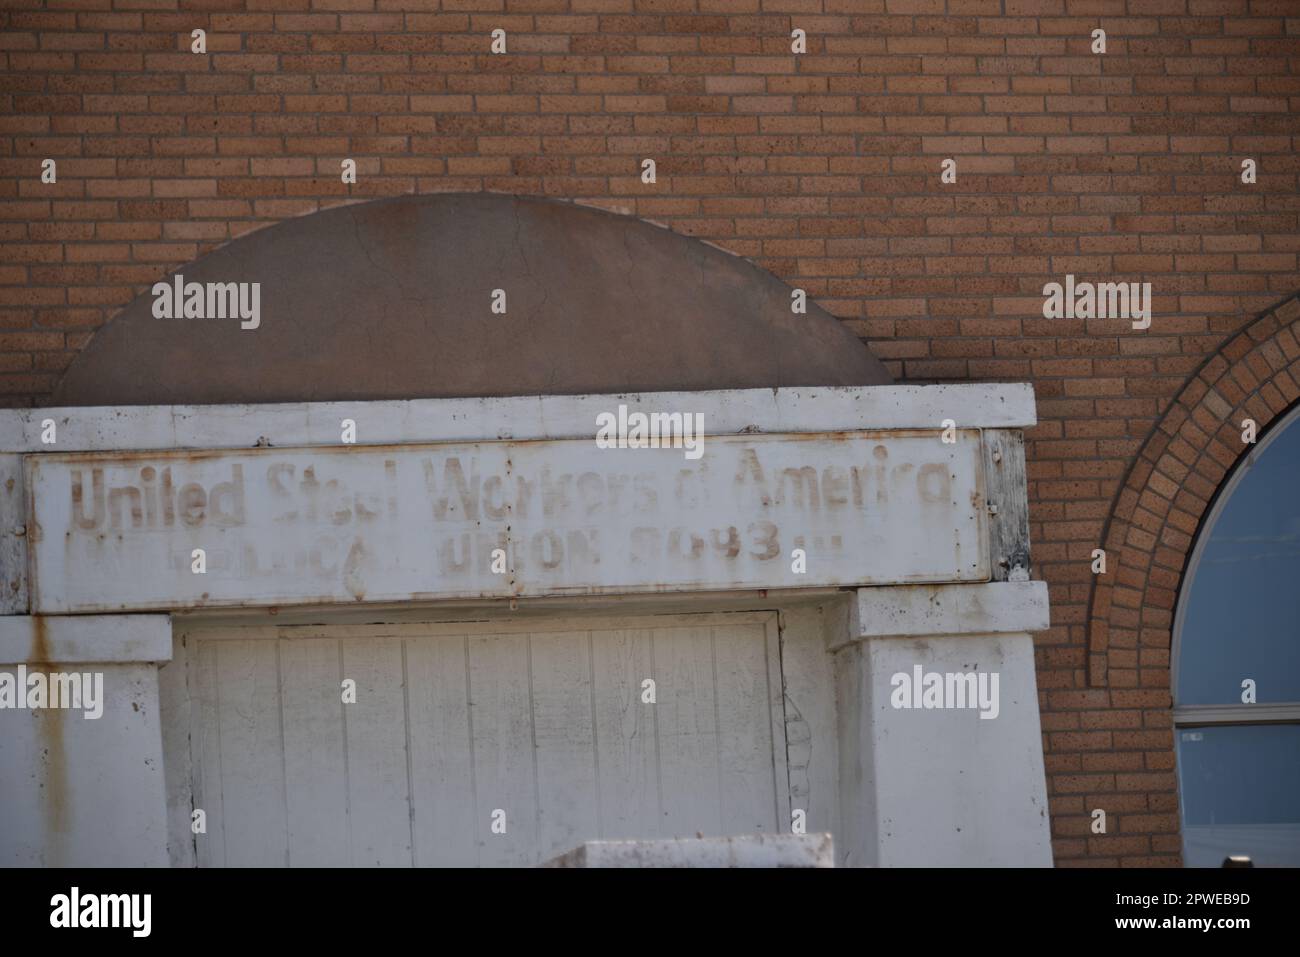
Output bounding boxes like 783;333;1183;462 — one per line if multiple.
1174;403;1300;867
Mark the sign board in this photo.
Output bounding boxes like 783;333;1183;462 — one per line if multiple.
25;430;989;612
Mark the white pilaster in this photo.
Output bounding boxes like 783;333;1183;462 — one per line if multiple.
0;615;172;867
835;582;1053;866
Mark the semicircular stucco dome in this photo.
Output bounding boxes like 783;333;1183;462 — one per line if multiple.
55;193;891;406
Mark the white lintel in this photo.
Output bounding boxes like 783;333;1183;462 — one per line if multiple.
0;383;1035;454
0;615;173;664
834;581;1050;648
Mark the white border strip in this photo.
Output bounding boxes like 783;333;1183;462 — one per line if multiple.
0;384;1035;453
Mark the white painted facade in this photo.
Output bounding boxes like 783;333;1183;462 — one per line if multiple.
0;385;1052;867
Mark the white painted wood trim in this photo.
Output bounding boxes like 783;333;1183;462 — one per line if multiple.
0;383;1035;453
186;610;782;641
183;608;780;639
0;614;173;664
834;581;1050;648
764;614;793;835
1173;703;1300;726
169;589;839;629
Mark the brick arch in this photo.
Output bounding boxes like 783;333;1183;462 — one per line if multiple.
1087;295;1300;689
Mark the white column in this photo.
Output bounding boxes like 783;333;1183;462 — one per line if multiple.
0;615;172;867
833;582;1053;867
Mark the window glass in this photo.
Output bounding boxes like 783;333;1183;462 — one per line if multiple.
1177;725;1300;867
1176;412;1300;706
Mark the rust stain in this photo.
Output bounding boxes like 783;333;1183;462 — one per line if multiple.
343;538;367;601
29;615;68;865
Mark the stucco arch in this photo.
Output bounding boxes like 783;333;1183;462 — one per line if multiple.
1087;294;1300;688
54;193;890;407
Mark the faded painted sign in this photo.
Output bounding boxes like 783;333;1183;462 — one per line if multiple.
25;431;988;612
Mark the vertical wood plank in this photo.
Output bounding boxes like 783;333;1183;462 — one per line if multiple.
159;630;194;867
776;606;835;845
280;637;349;867
405;634;478;867
190;639;225;868
713;622;781;834
529;629;599;862
0;454;26;613
765;617;793;834
468;632;537;866
214;639;288;867
341;636;412;866
590;627;659;840
983;428;1031;582
653;625;723;838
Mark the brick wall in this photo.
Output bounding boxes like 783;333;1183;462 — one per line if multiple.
3;0;1299;866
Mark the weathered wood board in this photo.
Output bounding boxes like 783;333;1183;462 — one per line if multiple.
26;430;988;613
